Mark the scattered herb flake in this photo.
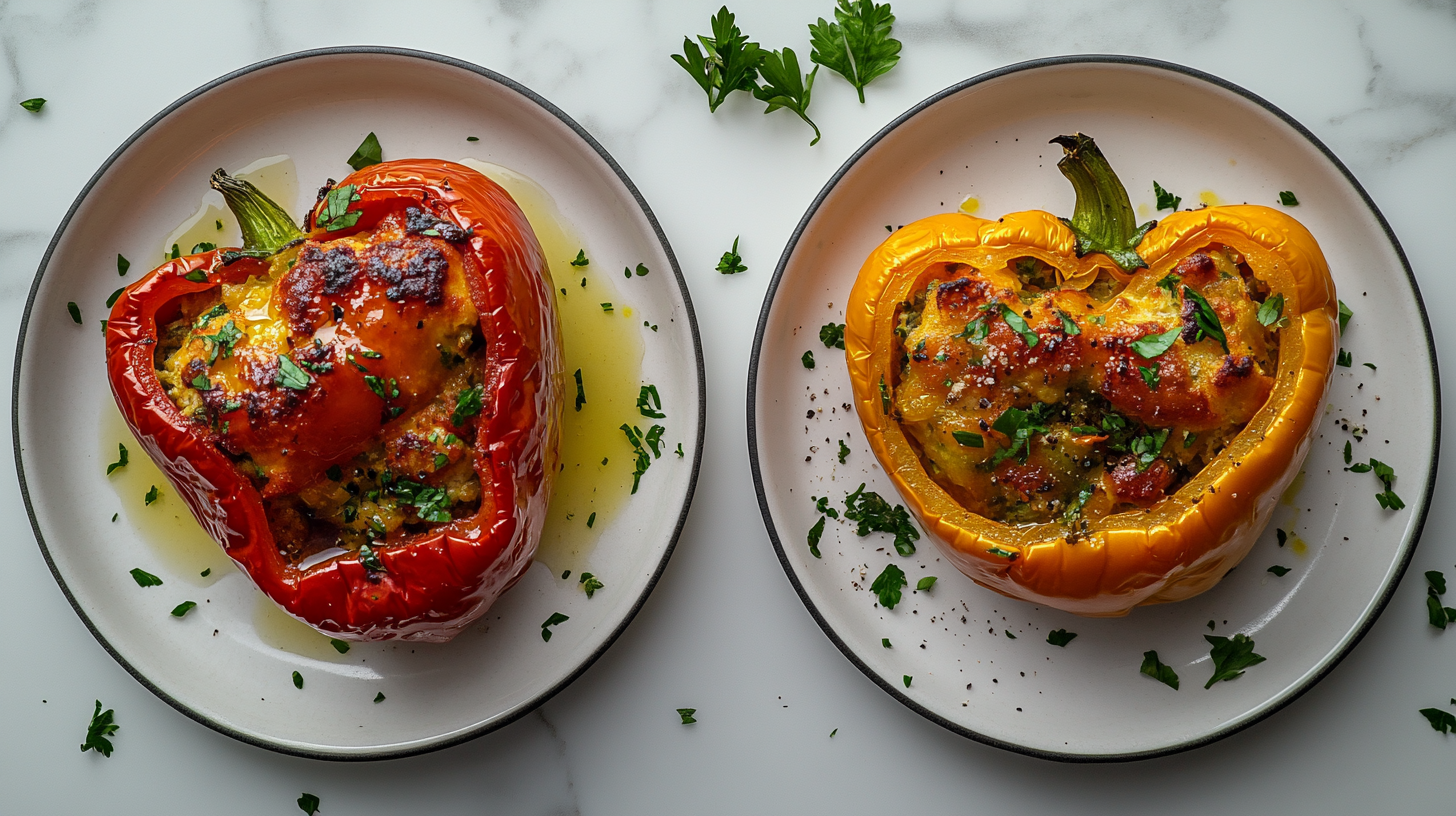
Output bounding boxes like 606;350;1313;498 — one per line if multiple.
997;303;1039;348
870;563;907;609
1056;310;1081;336
677;708;697;724
117;254;130;276
1138;364;1160;391
820;322;847;349
319;184;363;231
374;692;385;703
1338;300;1352;335
451;384;484;426
67;301;81;324
837;439;850;463
292;671;304;689
637;384;666;418
276;355;312;390
916;576;937;591
717;236;747;274
844;483;918;555
1140;650;1179;689
347;131;383;171
882;638;891;648
1421;707;1456;734
1257;293;1286;328
1182;286;1229;352
903;675;912;688
170;601;197;617
144;485;160;505
106;443;129;475
79;700;118;757
1337;349;1352;367
1279;190;1299;206
801;350;816;369
1153;180;1181;211
1204;634;1265;688
298;793;321;815
19;97;46;112
807;515;825;558
330;639;350;654
1047;629;1077;647
587;512;596;528
1267;565;1291;577
1130;327;1180;358
579;572;604;598
541;612;570;641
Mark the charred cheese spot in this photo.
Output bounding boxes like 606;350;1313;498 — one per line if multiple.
894;244;1279;526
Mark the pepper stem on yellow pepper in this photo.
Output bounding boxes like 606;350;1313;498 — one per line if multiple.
209;169;303;256
1051;133;1155;272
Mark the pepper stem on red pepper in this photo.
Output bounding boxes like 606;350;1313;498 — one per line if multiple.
1050;133;1155;271
209;169;303;255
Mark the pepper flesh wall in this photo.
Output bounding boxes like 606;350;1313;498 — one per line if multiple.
845;134;1337;616
107;160;563;641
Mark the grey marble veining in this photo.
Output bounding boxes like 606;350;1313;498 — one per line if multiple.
2;0;1454;813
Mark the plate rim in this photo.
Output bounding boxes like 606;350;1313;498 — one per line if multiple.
745;53;1441;763
11;45;707;762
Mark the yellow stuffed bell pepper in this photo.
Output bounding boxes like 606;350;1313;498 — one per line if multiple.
845;134;1337;616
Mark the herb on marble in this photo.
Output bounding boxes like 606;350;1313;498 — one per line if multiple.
717;236;747;274
677;708;698;724
754;47;821;145
807;0;901;103
672;6;764;112
19;97;45;112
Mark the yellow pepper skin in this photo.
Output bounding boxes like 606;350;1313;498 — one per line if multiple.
845;204;1337;616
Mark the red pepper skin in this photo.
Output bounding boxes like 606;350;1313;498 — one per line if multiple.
106;160;563;641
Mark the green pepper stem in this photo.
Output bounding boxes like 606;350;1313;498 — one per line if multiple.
1050;134;1155;272
209;169;303;255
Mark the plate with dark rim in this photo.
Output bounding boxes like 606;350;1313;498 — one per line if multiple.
748;55;1436;761
13;47;703;760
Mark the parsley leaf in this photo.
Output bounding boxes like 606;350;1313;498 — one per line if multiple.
1267;565;1291;577
1428;570;1447;595
717;236;747;274
570;250;589;267
1055;310;1081;336
452;384;484;426
620;423;664;493
318;184;363;232
144;485;160;505
1047;629;1077;647
753;47;821;145
959;317;989;342
106;443;129;475
870;563;906;608
807;515;825;558
1140;650;1179;689
677;708;698;724
171;600;197;617
1156;273;1182;294
838;440;850;463
347;131;383;171
130;568;162;587
1421;707;1456;734
358;543;384;572
820;322;847;349
1338;300;1352;335
916;576;937;591
1138;364;1160;391
374;692;386;703
997;303;1038;348
1128;327;1177;360
79;700;118;756
882;638;892;648
292;671;304;689
541;611;569;641
579;572;604;598
952;430;983;448
117;254;130;276
199;319;242;365
903;675;912;687
67;301;81;324
298;792;321;815
802;350;816;369
275;355;312;390
1153;180;1181;211
1182;286;1229;352
1337;349;1352;367
574;368;586;411
637;384;665;418
1279;190;1299;206
330;639;350;654
1257;293;1286;328
671;6;764;112
844;483;919;555
1204;633;1265;688
20;97;45;112
806;0;902;103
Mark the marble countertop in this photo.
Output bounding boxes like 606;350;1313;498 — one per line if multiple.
2;1;1453;812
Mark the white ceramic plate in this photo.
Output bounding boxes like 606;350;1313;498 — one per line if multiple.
748;56;1437;761
13;48;703;759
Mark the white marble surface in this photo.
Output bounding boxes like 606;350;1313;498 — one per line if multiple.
1;0;1453;812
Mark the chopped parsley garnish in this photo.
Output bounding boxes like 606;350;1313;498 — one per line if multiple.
997;303;1038;348
170;244;181;260
883;638;891;648
677;708;698;724
1257;293;1286;328
621;423;665;493
80;700;118;757
374;692;386;703
569;250;589;267
183;269;207;283
987;546;1017;560
1153;180;1181;211
815;496;840;519
1138;364;1160;391
1182;286;1229;352
67;301;81;324
952;430;983;448
452;384;484;426
1140;650;1179;689
820;322;847;349
600;302;613;312
117;254;130;276
902;675;912;688
1156;273;1182;294
807;516;825;558
275;355;312;390
634;263;649;276
844;483;918;555
170;601;197;617
753;47;821;145
987;403;1056;467
879;378;890;414
806;0;901;103
390;478;452;523
1129;428;1170;471
130;568;163;587
106;443;129;475
1005;630;1016;639
330;639;350;654
1267;565;1291;577
915;576;937;591
358;543;383;571
1348;457;1404;510
1055;310;1081;336
1062;484;1094;523
587;512;596;528
347;131;383;171
541;611;569;641
200;568;211;577
318;184;363;231
672;6;763;113
1130;327;1180;358
579;572;604;598
1204;633;1265;688
1338;300;1352;335
200;319;242;365
1421;707;1456;734
637;384;665;418
1363;362;1376;371
802;350;816;369
870;563;907;609
570;368;585;412
1278;190;1299;206
298;793;321;815
144;485;160;505
1426;570;1455;629
364;374;399;399
1336;349;1352;367
717;236;747;274
959;316;989;342
19;97;45;112
191;242;216;254
838;440;850;463
1046;629;1077;647
191;374;212;391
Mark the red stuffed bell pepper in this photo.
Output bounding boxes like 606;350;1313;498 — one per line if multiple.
106;159;563;642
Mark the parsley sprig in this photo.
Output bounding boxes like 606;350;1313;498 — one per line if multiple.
844;483;919;556
671;6;764;112
754;47;820;145
807;0;901;103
